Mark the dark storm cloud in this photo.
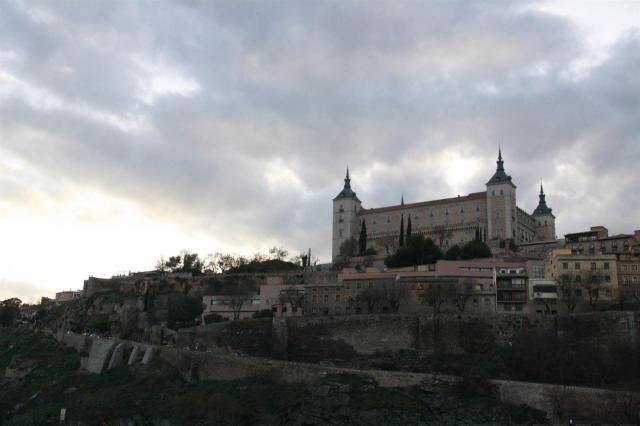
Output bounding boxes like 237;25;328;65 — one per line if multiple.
0;0;638;264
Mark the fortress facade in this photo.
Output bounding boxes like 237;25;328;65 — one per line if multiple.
332;150;556;260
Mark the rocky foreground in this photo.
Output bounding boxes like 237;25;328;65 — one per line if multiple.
1;328;547;425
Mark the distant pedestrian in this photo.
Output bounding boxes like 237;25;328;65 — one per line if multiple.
568;418;574;425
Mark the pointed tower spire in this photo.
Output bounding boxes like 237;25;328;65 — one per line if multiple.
487;146;511;185
401;192;404;206
533;183;552;216
344;166;351;189
496;147;504;172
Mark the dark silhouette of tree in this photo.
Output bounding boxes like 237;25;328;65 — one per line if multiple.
583;269;605;311
361;286;385;313
339;237;358;258
268;246;289;261
420;282;455;352
385;235;443;268
461;240;492;259
278;287;306;316
0;298;21;326
444;244;463;260
358;220;367;255
558;272;581;312
220;278;257;320
399;214;405;247
453;279;473;313
382;280;409;313
406;216;412;242
167;294;204;329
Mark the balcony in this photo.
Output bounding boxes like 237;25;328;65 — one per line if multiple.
532;291;558;300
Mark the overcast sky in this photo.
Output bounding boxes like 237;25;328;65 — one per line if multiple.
1;0;639;302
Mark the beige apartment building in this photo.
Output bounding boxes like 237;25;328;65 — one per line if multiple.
545;248;618;311
618;253;640;306
564;226;640;255
202;277;306;321
304;258;550;317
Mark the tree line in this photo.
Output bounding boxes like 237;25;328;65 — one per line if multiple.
155;246;318;276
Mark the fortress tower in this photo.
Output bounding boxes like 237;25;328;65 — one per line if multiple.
532;184;556;241
485;148;517;240
332;169;362;261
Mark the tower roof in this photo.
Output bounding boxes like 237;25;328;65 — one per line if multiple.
532;183;553;216
486;147;514;185
334;167;361;202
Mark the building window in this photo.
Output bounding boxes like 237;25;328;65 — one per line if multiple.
500;189;504;196
312;295;317;303
282;306;287;313
591;262;596;270
623;265;628;271
323;308;329;315
335;294;340;302
604;262;610;270
356;282;361;289
272;306;278;313
323;295;329;303
339;229;343;237
562;262;568;270
344;282;350;289
311;307;317;314
575;262;580;270
335;307;341;314
605;275;611;283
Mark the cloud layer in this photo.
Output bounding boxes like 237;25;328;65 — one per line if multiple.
1;0;639;299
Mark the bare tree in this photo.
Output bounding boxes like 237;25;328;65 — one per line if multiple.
361;286;385;313
558;272;581;312
208;252;248;273
420;281;455;352
453;278;473;313
155;257;168;272
268;246;289;261
582;269;605;311
626;281;640;306
220;278;256;320
382;280;409;313
278;286;305;316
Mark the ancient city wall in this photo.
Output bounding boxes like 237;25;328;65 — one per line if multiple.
177;311;640;360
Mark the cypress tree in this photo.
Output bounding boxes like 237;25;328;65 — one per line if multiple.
406;215;412;242
475;226;480;242
359;220;367;255
399;214;405;247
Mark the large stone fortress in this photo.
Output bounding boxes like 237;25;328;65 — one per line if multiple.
332;150;556;260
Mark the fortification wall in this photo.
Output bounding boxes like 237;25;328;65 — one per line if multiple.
288;315;418;356
177;311;639;360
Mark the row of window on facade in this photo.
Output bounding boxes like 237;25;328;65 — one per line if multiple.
622;276;640;284
368;205;483;225
561;261;611;270
571;241;630;251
